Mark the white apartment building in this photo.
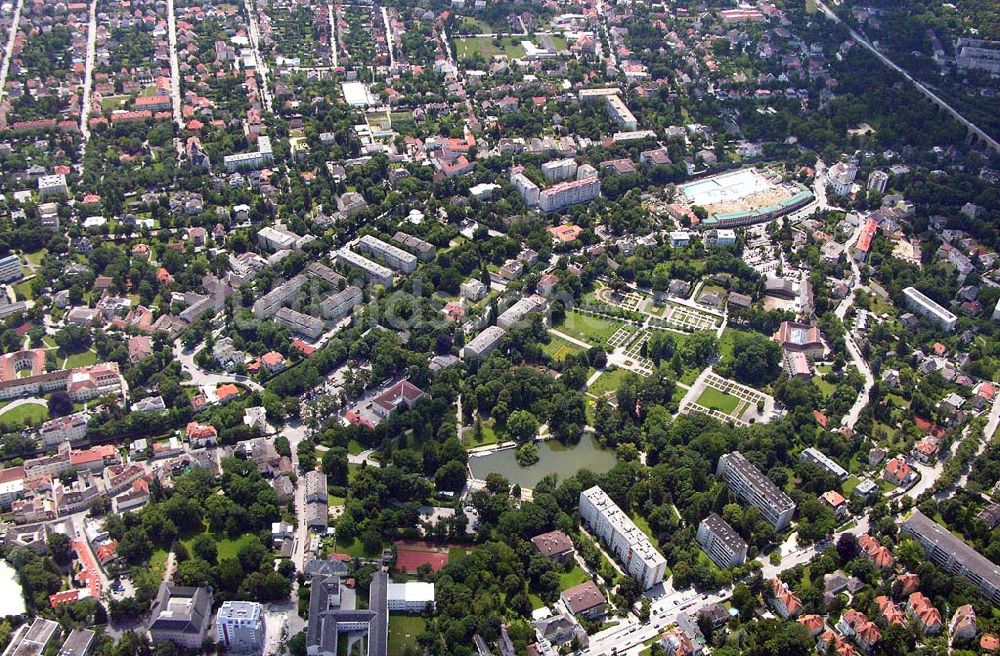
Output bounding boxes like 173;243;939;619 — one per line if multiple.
579;486;667;589
386;582;435;612
539;177;601;213
868;170;889;193
38;174;68;199
716;451;796;531
799;447;849;482
252;274;308;318
39;412;89;447
216;601;266;652
497;295;547;330
0;255;23;283
357;235;418;273
604;95;638;131
319;286;363;320
274;307;324;339
542;158;578;183
903;287;957;332
336;248;394;287
462;326;506;359
696;513;748;568
258;226;301;252
511;167;540;207
828;162;858;196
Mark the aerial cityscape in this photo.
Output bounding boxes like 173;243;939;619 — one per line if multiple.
0;0;998;655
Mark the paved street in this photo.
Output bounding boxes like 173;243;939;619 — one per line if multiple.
172;338;263;392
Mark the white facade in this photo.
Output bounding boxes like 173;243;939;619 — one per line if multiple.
511;168;540;208
38;174;68;199
604;95;638;131
0;255;23;283
903;287;957;332
357;235;418;273
336;248;394;287
462;326;506;359
579;486;667;589
542;159;578;183
497;296;547;330
716;452;796;530
539;177;600;213
216;601;266;652
386;582;435;612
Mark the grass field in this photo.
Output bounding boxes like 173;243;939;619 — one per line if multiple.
13;280;34;301
181;532;258;560
388;615;426;654
463;417;499;448
62;350;98;369
815;376;837;398
542;334;586;361
454;36;525;61
557;311;626;348
448;546;469;562
806;0;817;13
0;402;49;426
348;439;366;456
588;368;632;397
558;564;591;591
697;387;740;414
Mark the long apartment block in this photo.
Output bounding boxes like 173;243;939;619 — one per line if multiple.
716;451;796;531
579;486;666;589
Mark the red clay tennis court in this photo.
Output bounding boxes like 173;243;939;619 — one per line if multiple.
393;541;449;573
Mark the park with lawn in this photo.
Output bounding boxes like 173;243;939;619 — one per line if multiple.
696;387;741;415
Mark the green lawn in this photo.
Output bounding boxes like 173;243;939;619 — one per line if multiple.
150;549;168;579
588;368;633;397
718;328;754;364
62;350;98;369
447;546;469;562
454;36;525;61
13;280;34;301
528;593;547;609
388;615;426;655
463;418;498;448
558;565;590;591
0;402;49;426
347;439;366;456
697;387;740;414
181;532;258;560
814;376;837;398
556;311;626;348
542;334;586;362
842;475;860;496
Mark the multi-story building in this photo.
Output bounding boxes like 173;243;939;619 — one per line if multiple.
903;287;957;332
604;95;638;131
542;158;578;183
147;584;213;649
799;447;849;482
868;170;889;193
320;286;363;321
827;162;857;196
716;452;796;530
539;177;601;213
307;571;388;656
386;582;435;612
901;510;1000;604
336;248;394;287
497;295;547;330
391;232;436;262
462;326;506;359
955;38;1000;74
579;486;667;589
0;255;23;283
357;235;418;273
2;618;60;656
252;274;308;318
38;175;68;199
696;513;748;568
257;226;301;252
274;307;324;339
510;166;540;207
39;412;89;447
215;601;265;652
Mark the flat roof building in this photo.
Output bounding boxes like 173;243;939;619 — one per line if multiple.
0;255;23;283
147;584;213;649
903;287;957;332
358;235;418;273
252;274;308;318
274;307;324;339
901;510;1000;605
462;326;506;359
497;295;547;330
800;447;849;482
216;601;265;653
716;451;796;531
320;286;363;321
56;630;95;656
696;513;748;568
391;232;436;262
579;486;667;589
2;619;60;656
336;248;394;287
387;581;435;613
539;177;601;213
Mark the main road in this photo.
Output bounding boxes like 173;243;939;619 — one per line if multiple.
78;0;99;148
815;0;1000;154
166;0;184;129
0;0;24;107
242;0;274;113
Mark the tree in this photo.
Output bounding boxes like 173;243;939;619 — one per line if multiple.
192;534;218;564
506;410;540;442
836;533;860;563
48;391;73;418
47;532;72;567
434;460;467;493
322;447;349;487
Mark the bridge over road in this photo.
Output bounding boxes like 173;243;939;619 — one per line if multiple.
816;0;1000;155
